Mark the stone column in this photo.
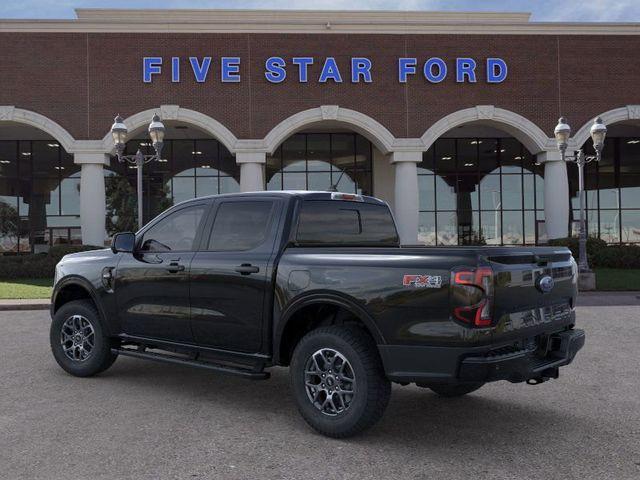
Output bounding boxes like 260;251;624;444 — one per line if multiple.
75;152;109;246
237;151;266;192
538;151;569;240
391;151;421;245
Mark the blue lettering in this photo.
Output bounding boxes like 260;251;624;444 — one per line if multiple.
189;57;211;83
171;57;180;83
423;57;447;83
351;57;372;83
456;58;477;83
319;57;342;83
292;57;314;82
221;57;241;82
487;58;508;83
143;57;162;83
398;58;417;83
265;56;287;83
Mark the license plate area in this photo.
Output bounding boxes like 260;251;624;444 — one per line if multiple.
501;302;573;333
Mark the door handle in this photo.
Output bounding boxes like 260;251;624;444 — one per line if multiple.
235;264;260;275
167;261;185;273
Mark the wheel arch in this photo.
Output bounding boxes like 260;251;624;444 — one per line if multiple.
52;277;112;335
274;292;385;366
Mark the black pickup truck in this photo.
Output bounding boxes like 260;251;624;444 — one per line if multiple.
50;191;584;437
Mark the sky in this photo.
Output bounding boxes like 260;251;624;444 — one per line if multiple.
1;0;640;22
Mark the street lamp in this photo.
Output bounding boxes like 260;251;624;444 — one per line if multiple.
554;116;607;274
110;114;165;230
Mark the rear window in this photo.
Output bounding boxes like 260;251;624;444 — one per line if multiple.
296;200;399;246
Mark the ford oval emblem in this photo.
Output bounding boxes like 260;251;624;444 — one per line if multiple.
536;275;555;294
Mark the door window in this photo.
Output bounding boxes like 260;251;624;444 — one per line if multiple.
139;205;206;252
207;201;274;251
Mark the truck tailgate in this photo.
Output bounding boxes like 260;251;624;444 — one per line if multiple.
486;249;577;344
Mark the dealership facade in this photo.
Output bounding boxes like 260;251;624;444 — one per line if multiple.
1;9;640;251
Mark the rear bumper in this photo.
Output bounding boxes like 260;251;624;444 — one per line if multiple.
379;328;585;384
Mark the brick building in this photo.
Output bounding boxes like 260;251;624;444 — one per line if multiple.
1;9;640;250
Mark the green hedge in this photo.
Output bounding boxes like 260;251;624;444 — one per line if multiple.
548;237;640;269
592;245;640;269
0;245;103;280
547;236;608;259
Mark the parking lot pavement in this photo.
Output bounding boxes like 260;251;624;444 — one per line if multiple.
1;307;639;480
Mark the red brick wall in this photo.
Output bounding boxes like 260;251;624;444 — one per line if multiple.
1;32;639;142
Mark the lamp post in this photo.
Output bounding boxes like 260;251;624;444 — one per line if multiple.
110;114;165;230
554;116;607;274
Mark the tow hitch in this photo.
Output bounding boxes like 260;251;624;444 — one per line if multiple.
526;367;559;385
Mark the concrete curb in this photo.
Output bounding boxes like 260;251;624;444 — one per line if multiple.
0;299;50;311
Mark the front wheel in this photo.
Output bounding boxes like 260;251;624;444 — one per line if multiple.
50;300;118;377
290;325;391;438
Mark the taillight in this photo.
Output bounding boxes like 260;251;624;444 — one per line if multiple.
451;266;494;327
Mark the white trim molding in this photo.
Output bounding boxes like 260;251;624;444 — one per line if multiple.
421;105;553;154
571;105;640;149
100;105;239;154
0;106;76;153
263;106;397;155
2;9;640;35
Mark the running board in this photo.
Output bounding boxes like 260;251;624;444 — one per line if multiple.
111;348;270;380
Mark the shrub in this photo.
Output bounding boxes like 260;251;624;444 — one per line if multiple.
0;245;103;280
592;245;640;269
548;237;640;269
547;236;608;260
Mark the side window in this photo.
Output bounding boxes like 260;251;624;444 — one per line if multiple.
139;205;206;252
207;201;274;251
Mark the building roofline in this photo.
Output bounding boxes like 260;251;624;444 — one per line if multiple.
73;8;532;24
0;8;639;35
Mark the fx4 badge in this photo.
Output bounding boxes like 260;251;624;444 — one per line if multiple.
403;274;442;289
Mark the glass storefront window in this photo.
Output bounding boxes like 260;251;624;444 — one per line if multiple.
569;137;640;244
418;174;435;211
621;210;640;243
266;133;373;195
0;140;80;252
419;137;544;246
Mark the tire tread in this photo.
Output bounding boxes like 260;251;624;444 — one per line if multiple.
291;324;391;438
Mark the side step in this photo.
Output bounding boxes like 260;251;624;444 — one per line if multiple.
111;347;270;380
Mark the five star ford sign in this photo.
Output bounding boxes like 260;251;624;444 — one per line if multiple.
142;56;508;84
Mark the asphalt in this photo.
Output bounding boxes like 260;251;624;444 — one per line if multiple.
1;307;639;480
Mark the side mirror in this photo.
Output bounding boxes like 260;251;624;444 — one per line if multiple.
111;232;136;254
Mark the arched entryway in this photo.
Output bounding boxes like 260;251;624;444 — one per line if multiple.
570;110;640;244
418;125;545;245
106;120;240;233
0;110;80;253
418;107;555;245
262;106;397;205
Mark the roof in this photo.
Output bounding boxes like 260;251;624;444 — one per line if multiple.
0;9;639;35
177;190;387;205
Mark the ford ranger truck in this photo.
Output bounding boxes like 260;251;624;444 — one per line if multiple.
50;191;584;438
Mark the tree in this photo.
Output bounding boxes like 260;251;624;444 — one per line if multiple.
105;176;138;235
105;175;174;236
0;201;20;250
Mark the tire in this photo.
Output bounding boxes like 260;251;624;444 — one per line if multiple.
50;299;118;377
428;382;484;398
290;325;391;438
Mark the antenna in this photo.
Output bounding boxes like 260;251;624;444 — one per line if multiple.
327;168;346;192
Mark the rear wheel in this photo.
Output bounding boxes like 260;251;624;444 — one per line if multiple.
50;300;118;377
428;382;484;398
290;325;391;438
